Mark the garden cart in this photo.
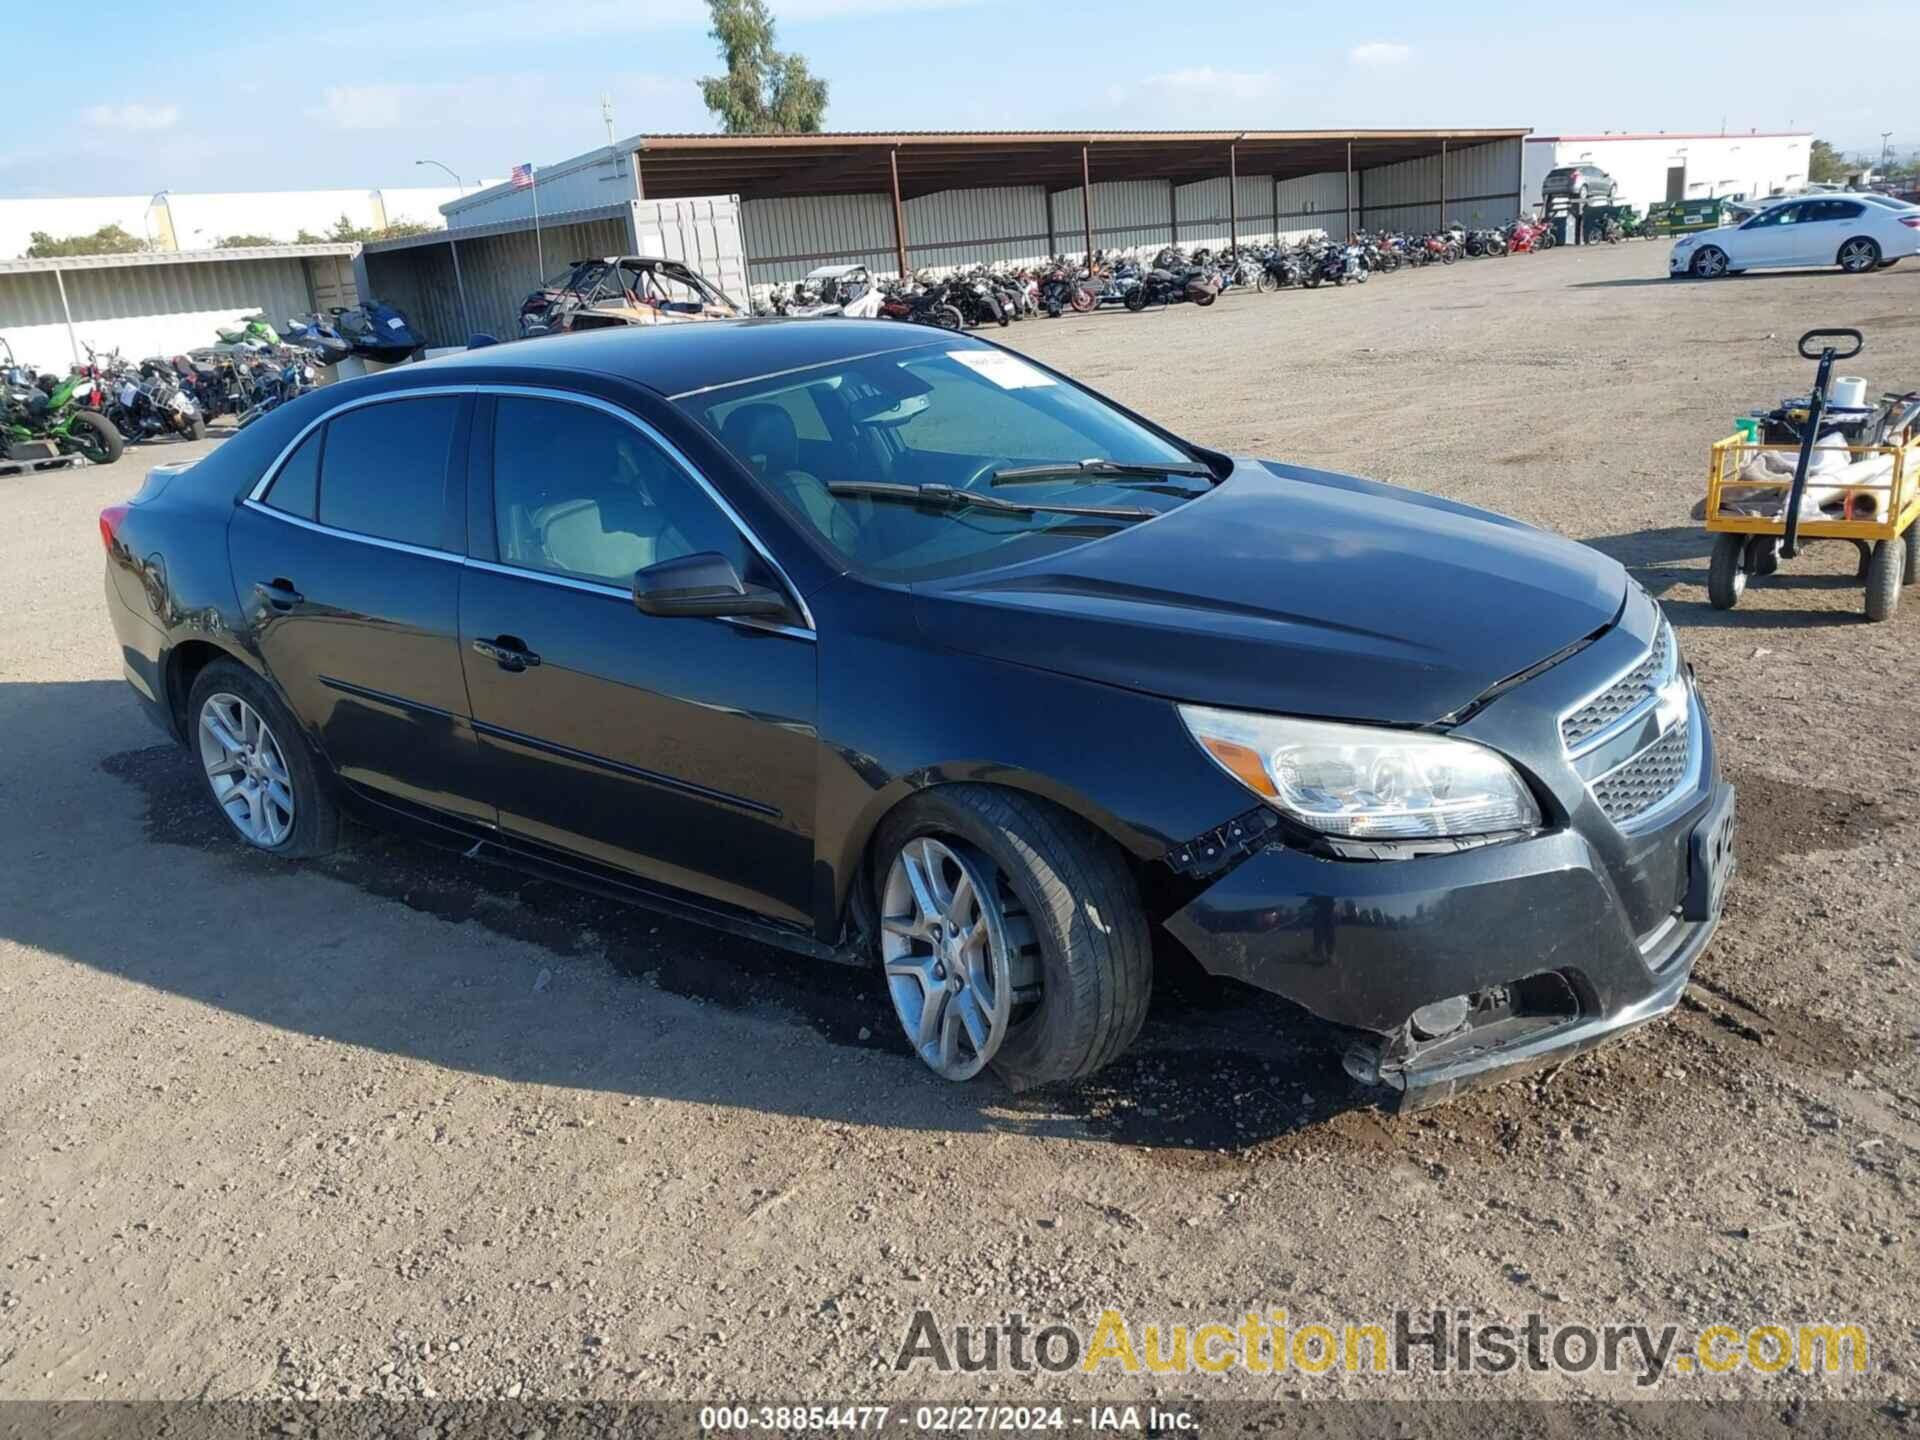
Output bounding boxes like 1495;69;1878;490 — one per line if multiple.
1703;328;1920;621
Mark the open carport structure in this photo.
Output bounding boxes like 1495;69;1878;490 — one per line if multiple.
360;126;1527;344
630;128;1528;285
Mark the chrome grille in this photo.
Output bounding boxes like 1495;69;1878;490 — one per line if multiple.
1562;623;1672;748
1592;721;1691;823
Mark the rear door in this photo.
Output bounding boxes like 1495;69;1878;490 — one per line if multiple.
231;390;493;822
457;391;818;926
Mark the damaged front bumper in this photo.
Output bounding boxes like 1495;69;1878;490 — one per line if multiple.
1164;780;1731;1109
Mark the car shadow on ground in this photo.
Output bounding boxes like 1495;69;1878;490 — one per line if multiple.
6;679;1378;1154
1574;264;1916;290
1580;525;1873;627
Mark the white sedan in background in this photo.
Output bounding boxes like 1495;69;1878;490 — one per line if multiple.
1670;194;1920;278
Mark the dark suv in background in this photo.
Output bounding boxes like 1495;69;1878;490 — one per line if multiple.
1543;165;1619;205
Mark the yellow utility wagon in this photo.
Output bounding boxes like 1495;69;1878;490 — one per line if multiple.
1704;329;1920;621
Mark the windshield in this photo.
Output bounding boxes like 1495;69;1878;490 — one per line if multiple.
686;344;1213;580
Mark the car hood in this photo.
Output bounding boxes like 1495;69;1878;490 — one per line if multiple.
910;460;1627;725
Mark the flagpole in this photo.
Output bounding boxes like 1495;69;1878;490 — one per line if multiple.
530;165;545;284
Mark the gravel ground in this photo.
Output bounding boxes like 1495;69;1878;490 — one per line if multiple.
0;240;1916;1414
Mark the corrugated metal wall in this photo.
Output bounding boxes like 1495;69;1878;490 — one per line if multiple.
361;214;632;347
1274;172;1350;241
1358;138;1522;233
635;198;749;306
742;194;897;284
0;257;320;369
732;147;1515;292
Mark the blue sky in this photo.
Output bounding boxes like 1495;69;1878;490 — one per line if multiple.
3;0;1910;197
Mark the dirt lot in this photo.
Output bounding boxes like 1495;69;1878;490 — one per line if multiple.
1;240;1916;1413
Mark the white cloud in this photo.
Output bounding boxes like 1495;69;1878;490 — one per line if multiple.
83;102;180;132
1140;67;1278;102
1348;41;1411;66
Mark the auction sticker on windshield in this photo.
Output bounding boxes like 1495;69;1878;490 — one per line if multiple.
947;350;1055;388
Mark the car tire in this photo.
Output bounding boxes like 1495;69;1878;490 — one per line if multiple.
1708;533;1748;609
1865;539;1903;621
1838;237;1881;274
187;416;207;442
188;659;340;858
1691;246;1730;279
873;785;1151;1090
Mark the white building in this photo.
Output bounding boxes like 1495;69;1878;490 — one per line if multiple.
1522;132;1811;212
0;184;497;261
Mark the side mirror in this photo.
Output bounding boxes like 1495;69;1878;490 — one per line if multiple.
632;551;794;621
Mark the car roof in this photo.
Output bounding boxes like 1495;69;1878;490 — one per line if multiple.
806;263;867;278
407;318;962;398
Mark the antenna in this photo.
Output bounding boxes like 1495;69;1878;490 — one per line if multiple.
602;93;615;146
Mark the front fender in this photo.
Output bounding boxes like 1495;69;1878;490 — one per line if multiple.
809;577;1254;941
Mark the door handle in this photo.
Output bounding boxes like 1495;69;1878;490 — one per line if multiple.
254;578;303;611
473;636;541;672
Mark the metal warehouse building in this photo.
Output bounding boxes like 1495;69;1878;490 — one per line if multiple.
0;245;359;371
360;128;1527;346
1521;132;1811;213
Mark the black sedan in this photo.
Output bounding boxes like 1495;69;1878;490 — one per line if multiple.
100;321;1734;1106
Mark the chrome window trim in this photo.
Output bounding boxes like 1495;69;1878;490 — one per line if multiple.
240;498;462;564
245;384;477;505
244;381;815;633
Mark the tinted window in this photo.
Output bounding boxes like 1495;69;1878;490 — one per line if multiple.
492;397;745;586
317;397;459;548
1810;200;1863;221
263;430;320;519
1743;205;1798;229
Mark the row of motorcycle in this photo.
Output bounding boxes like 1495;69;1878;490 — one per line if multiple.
0;300;426;473
816;214;1572;332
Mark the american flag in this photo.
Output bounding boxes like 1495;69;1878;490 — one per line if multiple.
510;163;534;190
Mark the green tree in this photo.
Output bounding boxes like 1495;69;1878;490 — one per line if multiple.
699;0;828;134
24;223;147;258
1809;139;1850;184
323;213;435;243
213;233;279;248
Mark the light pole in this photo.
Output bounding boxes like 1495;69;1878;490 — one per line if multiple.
415;159;465;191
1881;132;1894;169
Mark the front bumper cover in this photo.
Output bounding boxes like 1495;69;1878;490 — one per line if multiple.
1165;778;1729;1108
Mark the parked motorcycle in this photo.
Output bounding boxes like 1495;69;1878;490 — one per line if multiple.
1123;252;1219;310
1;339;124;467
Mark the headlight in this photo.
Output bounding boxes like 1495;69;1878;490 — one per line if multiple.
1178;706;1541;841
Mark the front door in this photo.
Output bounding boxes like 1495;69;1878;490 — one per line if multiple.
457;392;818;927
231;392;492;822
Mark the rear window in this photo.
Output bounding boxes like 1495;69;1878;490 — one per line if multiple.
316;397;460;549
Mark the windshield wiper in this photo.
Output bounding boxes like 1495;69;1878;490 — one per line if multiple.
988;458;1216;486
826;481;1155;522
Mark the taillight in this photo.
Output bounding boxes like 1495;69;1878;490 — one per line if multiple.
99;503;128;553
1901;217;1920;229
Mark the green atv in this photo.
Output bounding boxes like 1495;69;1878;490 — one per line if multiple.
2;340;125;472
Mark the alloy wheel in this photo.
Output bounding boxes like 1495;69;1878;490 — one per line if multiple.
1693;247;1728;278
881;837;1017;1080
1839;239;1878;273
198;692;296;847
